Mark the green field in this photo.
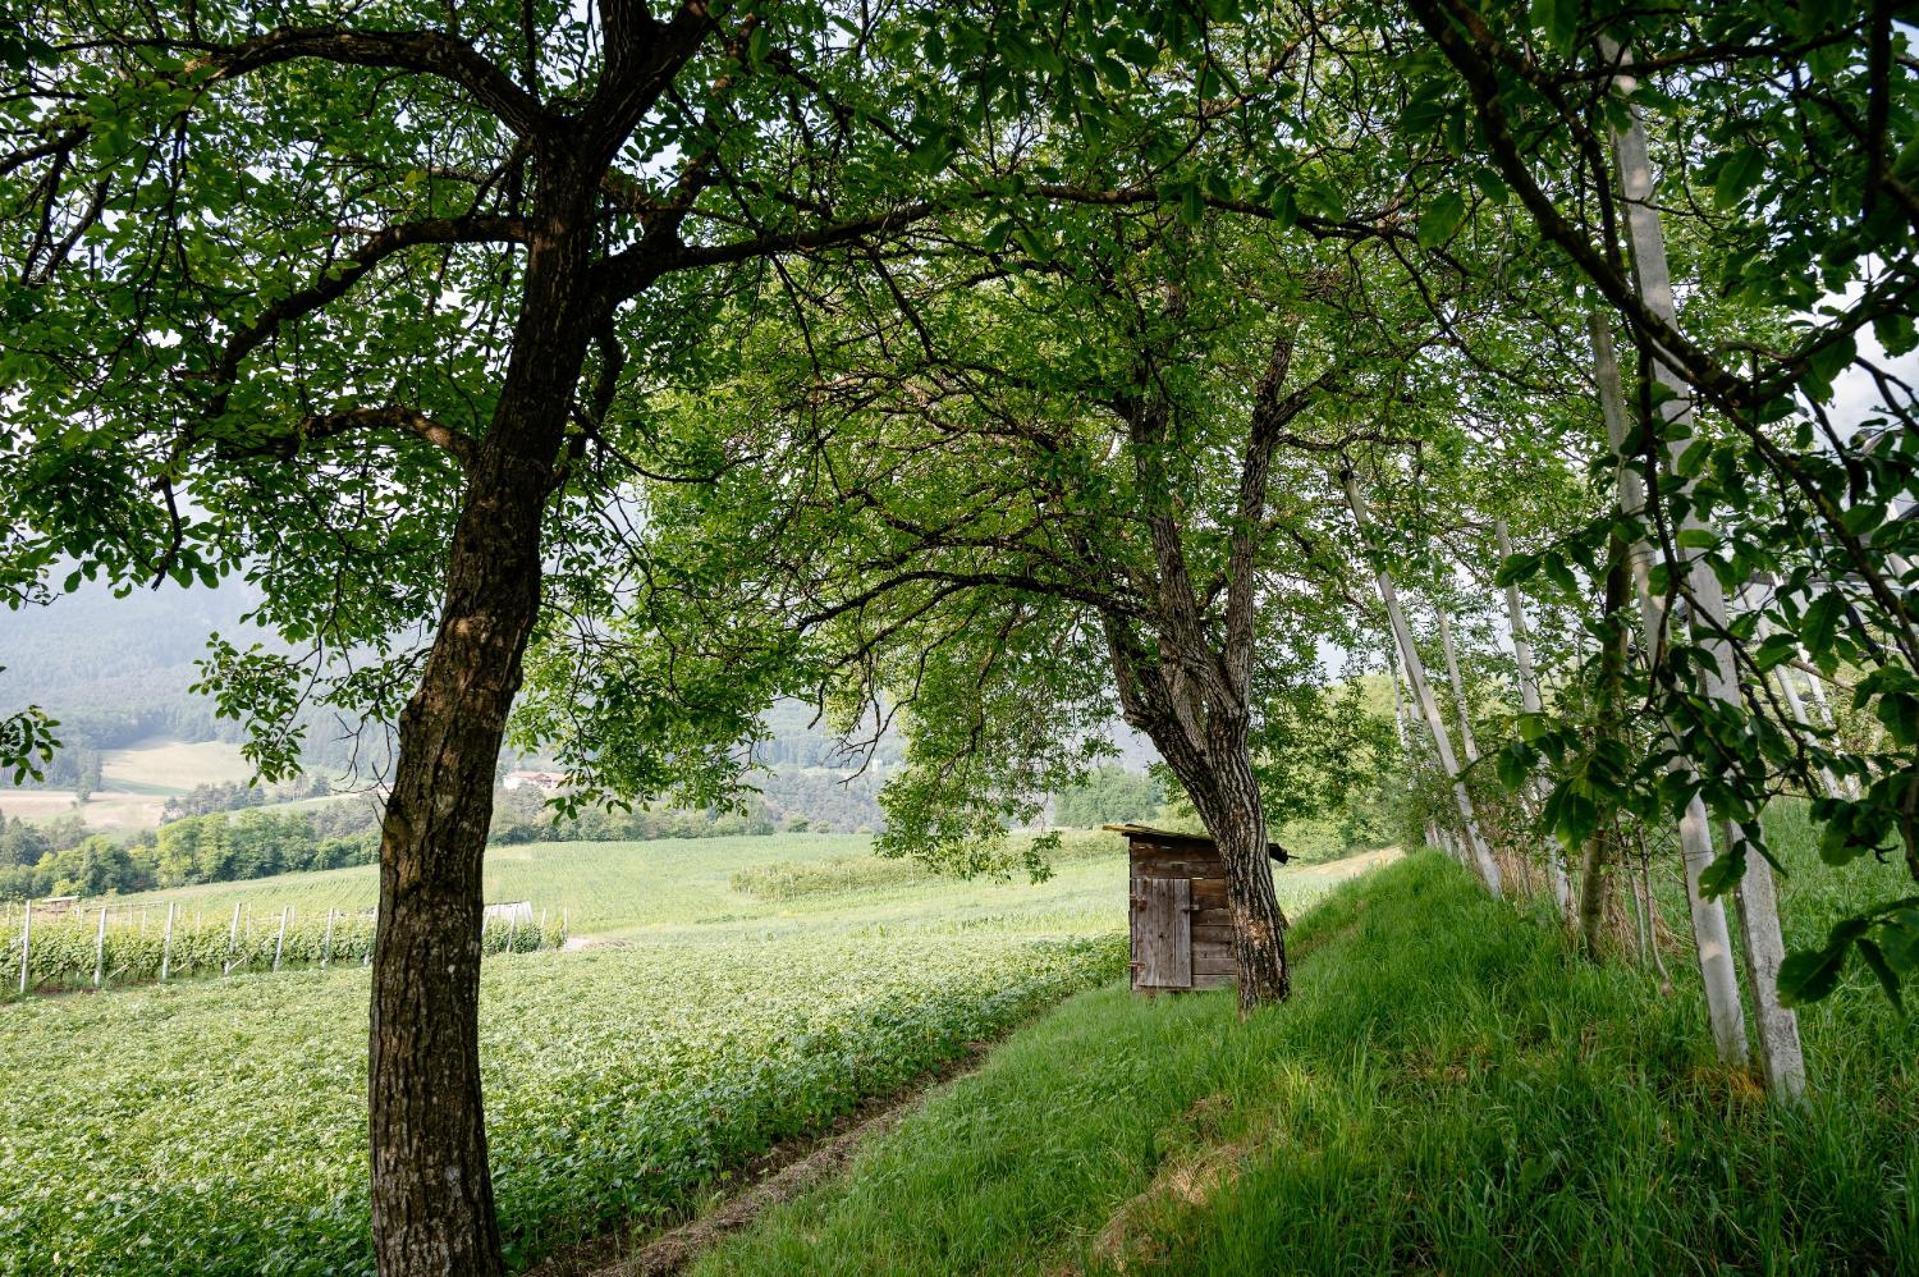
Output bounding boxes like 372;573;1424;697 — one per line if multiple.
694;836;1919;1275
0;831;1383;1275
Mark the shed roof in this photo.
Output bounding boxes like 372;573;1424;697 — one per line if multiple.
1102;823;1289;863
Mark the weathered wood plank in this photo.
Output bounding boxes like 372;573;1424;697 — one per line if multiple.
1136;876;1192;989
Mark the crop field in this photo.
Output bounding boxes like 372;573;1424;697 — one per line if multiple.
0;831;1388;1274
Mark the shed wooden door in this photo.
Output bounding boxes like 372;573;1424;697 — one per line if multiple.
1134;876;1192;988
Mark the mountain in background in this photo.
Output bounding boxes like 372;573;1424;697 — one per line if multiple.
0;577;263;750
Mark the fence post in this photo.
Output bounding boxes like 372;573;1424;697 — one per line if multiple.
161;901;176;982
322;909;335;970
225;901;242;975
273;906;290;972
17;899;30;995
538;909;547;950
94;906;109;989
506;910;517;954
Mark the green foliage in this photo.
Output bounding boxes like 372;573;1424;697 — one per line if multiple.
1053;767;1161;829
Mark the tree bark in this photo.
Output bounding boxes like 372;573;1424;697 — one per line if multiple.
1167;743;1290;1012
368;188;599;1276
1580;551;1633;960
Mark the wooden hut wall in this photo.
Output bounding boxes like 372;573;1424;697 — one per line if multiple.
1129;836;1235;990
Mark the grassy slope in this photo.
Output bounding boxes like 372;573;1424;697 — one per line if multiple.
695;844;1919;1276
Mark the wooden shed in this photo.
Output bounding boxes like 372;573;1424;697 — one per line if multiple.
1105;824;1289;993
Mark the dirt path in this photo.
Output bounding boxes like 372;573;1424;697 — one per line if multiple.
523;1038;1001;1277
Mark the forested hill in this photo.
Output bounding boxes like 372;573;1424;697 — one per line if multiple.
0;577;262;748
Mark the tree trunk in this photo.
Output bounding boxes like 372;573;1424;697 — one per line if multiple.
1580;551;1633;960
368;194;598;1276
1176;747;1290;1012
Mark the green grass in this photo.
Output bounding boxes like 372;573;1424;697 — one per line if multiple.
693;833;1919;1276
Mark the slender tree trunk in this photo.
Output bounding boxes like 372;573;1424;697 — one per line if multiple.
1604;53;1805;1100
368;192;598;1276
1580;550;1633;959
1343;469;1503;896
1495;519;1575;917
1591;310;1750;1067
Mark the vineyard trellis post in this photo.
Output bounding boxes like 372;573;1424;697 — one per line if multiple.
322;909;335;970
1755;618;1842;799
161;901;176;982
225;902;241;976
93;906;108;989
273;907;290;972
1591;311;1750;1066
1344;467;1503;896
17;898;30;995
1604;44;1806;1100
1434;605;1481;763
1496;518;1575;916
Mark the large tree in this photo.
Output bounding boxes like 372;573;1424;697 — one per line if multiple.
0;1;964;1269
556;200;1461;1010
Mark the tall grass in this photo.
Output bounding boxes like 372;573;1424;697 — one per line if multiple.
695;850;1919;1276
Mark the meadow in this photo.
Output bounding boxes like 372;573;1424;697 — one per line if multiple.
0;830;1377;1274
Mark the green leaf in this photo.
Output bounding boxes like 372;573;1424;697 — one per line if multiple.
1416;191;1467;249
1855;938;1902;1010
1778;942;1849;1005
1712;147;1766;209
1698;846;1747;898
1178;182;1204;227
1875;692;1919;746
